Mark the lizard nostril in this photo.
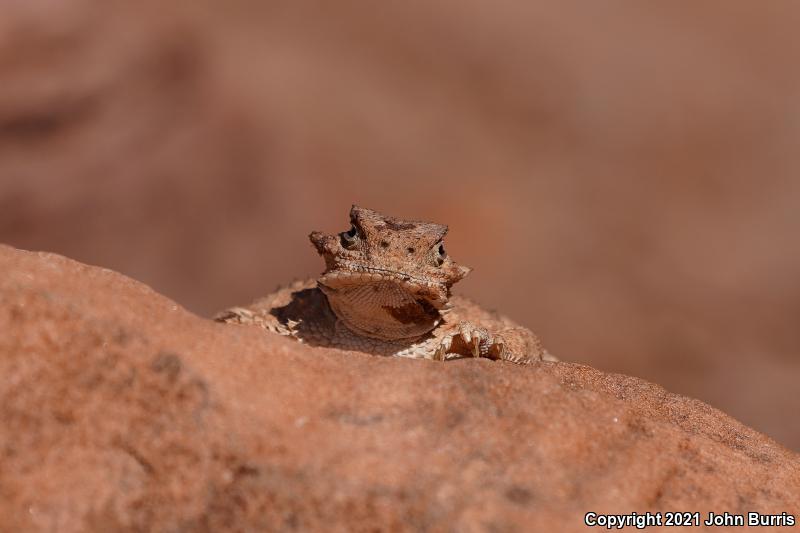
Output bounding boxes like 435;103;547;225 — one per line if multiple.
407;247;415;254
380;241;389;248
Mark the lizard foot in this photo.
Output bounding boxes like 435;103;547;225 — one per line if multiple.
214;307;256;324
433;322;547;364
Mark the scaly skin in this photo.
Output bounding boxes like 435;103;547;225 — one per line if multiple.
215;206;555;364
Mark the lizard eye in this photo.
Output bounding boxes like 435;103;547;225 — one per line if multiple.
341;225;359;248
434;243;446;266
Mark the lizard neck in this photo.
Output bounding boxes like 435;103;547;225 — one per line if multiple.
318;280;442;341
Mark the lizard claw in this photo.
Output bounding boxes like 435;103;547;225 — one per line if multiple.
489;336;506;360
456;322;480;357
433;335;453;361
433;322;505;361
460;322;494;358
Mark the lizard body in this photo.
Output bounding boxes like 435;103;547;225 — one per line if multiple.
215;206;554;364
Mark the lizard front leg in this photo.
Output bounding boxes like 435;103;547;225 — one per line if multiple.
433;321;547;364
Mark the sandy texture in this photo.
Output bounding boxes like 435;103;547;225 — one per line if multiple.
1;244;797;532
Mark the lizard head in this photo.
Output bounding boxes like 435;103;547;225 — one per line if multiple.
308;205;471;340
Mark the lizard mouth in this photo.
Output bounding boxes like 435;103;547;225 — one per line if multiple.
318;266;450;309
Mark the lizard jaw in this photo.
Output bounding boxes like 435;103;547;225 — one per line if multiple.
318;267;450;310
317;271;446;341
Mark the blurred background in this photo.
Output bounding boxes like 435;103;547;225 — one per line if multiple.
1;1;798;449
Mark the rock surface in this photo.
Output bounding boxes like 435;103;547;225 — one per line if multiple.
1;244;798;532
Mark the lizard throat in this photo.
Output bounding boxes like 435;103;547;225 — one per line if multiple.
318;280;442;341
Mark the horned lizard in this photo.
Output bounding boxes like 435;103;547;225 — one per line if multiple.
215;206;555;364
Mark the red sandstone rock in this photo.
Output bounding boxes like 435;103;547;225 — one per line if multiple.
1;244;798;532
